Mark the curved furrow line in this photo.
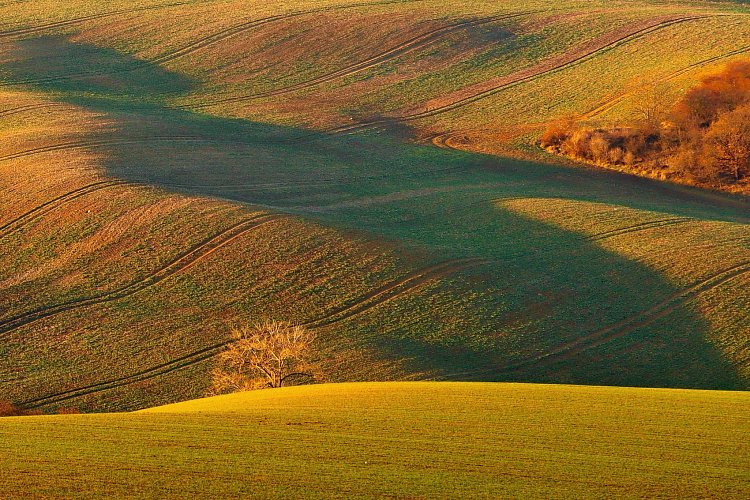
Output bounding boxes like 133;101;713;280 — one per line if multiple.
0;136;237;163
2;0;427;87
397;15;710;121
23;341;228;408
442;261;750;380
428;132;465;151
0;14;299;87
0;102;63;117
661;44;750;84
0;11;127;38
586;218;693;241
147;0;428;67
20;257;488;408
0;214;281;336
0;1;192;39
197;12;533;107
327;15;710;136
20;239;750;404
0;180;126;240
140;4;358;70
305;258;488;329
582;96;627;120
584;43;750;119
521;261;750;370
496;199;697;243
430;132;451;149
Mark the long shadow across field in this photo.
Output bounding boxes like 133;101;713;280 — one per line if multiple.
2;35;747;392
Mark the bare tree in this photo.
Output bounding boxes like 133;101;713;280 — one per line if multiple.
632;81;677;130
703;103;750;182
210;320;319;394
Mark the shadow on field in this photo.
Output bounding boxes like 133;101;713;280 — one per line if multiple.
0;35;193;97
2;35;746;391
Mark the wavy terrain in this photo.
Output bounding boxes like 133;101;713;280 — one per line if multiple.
1;0;749;413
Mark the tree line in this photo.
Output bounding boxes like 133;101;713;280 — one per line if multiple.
541;60;750;192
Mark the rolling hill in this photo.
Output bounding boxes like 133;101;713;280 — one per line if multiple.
0;383;748;497
1;0;749;412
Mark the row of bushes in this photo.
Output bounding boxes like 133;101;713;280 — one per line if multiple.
541;60;750;191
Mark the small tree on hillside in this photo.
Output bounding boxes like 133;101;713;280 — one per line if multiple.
632;81;676;131
210;320;320;394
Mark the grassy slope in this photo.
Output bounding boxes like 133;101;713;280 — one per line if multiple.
0;383;748;498
0;0;749;412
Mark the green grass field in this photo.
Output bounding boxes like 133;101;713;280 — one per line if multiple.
0;382;748;498
1;0;749;414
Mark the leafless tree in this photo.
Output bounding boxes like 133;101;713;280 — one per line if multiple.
632;81;676;130
210;320;319;394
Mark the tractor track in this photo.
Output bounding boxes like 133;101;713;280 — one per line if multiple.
586;217;693;241
0;214;281;337
2;0;429;87
0;102;64;117
0;180;126;240
16;219;748;405
304;258;488;328
428;131;467;151
22;340;231;408
0;1;192;39
145;0;432;67
0;136;251;163
325;15;712;136
495;198;698;243
20;257;487;408
442;261;750;380
584;42;750;119
196;11;534;107
430;132;452;149
1;12;305;87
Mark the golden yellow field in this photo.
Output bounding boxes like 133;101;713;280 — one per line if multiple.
0;383;748;498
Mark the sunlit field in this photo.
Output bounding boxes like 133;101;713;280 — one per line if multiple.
1;0;748;413
1;383;748;498
2;1;749;497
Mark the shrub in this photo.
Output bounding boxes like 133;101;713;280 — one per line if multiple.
0;400;21;417
563;129;593;159
540;116;578;148
539;59;750;192
672;60;750;130
0;400;42;417
589;133;611;163
608;147;625;164
623;151;637;167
